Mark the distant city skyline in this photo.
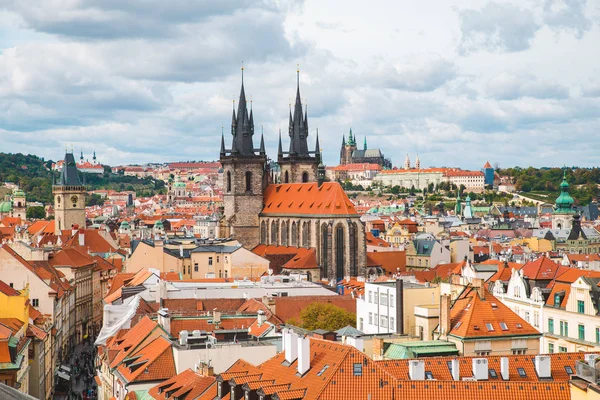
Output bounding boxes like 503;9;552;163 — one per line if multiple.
1;1;599;169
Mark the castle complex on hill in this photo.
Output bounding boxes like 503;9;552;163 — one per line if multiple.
219;70;366;281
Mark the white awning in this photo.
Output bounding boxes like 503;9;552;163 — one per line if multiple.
56;371;70;381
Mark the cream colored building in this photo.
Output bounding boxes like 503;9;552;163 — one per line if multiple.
373;169;445;190
356;280;440;337
190;244;269;280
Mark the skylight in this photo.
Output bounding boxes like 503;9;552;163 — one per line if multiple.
485;323;495;331
317;365;330;376
454;322;462;329
565;366;574;375
517;368;526;377
515;323;523;328
489;369;498;378
499;322;508;331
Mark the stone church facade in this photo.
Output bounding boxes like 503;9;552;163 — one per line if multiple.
220;70;366;280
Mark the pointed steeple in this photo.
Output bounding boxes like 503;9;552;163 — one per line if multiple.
93;151;96;160
80;151;83;161
342;134;346;146
278;129;283;158
363;136;367;151
287;66;310;157
348;128;353;145
230;65;255;156
315;129;320;162
259;131;265;156
220;127;226;157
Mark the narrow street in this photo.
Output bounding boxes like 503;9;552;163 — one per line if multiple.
54;341;98;400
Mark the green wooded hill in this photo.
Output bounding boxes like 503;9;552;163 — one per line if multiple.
0;153;165;204
499;167;600;205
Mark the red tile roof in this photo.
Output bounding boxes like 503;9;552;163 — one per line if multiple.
366;251;406;274
449;288;540;339
116;335;175;383
262;183;357;216
148;368;216;399
520;256;566;281
0;280;20;296
365;232;391;248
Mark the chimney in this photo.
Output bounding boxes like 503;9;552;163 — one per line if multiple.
71;224;78;236
409;360;425;380
284;331;298;364
451;359;460;381
440;294;451;336
179;330;189;346
472;278;485;299
396;279;404;334
198;362;214;377
500;357;509;380
297;335;310;375
158;308;171;334
156;280;167;303
78;228;85;246
257;310;266;327
535;355;551;378
472;358;488;380
373;337;384;358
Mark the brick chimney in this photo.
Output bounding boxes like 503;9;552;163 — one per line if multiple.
440;294;452;337
472;278;485;299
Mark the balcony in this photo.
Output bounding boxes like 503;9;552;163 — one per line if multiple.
575;360;600;385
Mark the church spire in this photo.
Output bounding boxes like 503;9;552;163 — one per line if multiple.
220;127;226;157
363;136;367;151
342;134;346;146
259;130;265;156
230;65;255;156
288;66;310;157
278;129;283;158
315;128;320;162
80;151;83;161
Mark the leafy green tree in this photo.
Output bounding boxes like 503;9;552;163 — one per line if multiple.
86;194;106;207
26;206;46;219
288;302;356;331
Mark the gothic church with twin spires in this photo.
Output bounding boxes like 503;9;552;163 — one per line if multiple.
220;70;366;281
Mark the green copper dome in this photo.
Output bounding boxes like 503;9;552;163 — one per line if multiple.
12;189;25;198
173;181;186;188
0;201;12;213
154;220;164;228
120;220;130;229
554;171;575;214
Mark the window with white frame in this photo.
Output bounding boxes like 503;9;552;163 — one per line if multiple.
390;294;394;307
368;313;372;325
368;291;373;303
381;316;388;328
374;292;378;304
390;317;395;331
380;293;388;306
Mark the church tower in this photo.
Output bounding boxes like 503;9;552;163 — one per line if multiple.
340;128;356;165
53;151;86;232
220;68;268;249
278;69;320;183
552;170;575;230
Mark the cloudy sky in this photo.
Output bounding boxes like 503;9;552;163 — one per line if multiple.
0;0;599;169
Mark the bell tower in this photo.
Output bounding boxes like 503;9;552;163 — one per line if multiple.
220;67;268;249
53;151;86;232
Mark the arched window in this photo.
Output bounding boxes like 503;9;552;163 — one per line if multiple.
261;221;267;243
291;221;298;246
284;170;289;183
302;172;309;183
226;171;231;193
335;225;345;281
245;171;252;192
271;220;279;245
281;220;288;246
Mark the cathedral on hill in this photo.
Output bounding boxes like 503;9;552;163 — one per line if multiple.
219;69;366;281
339;129;391;168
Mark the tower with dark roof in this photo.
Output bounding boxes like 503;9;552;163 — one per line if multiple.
220;68;268;249
53;151;86;232
278;69;320;184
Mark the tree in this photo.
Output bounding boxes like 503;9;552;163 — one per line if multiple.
288;302;356;331
86;193;106;207
26;206;46;219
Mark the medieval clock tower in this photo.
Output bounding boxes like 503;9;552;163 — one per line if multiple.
220;69;268;249
53;151;87;232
